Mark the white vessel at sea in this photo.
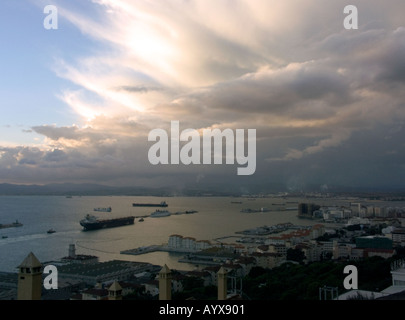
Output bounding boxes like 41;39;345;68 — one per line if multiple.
150;210;171;218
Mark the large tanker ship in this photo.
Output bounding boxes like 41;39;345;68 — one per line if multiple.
80;214;135;231
132;201;168;207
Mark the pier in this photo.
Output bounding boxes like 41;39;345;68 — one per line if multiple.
120;245;198;256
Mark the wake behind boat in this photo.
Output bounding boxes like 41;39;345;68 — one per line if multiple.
80;214;135;231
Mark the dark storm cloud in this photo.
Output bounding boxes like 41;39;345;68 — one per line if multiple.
2;0;405;191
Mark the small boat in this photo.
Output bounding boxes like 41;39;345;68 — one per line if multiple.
139;218;144;222
150;210;171;218
1;236;8;239
47;229;56;234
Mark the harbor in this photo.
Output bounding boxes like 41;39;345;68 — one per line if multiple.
121;244;241;267
121;245;197;256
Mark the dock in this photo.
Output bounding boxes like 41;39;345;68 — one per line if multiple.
120;245;198;256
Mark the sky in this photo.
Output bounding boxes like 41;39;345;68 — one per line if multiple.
1;0;405;193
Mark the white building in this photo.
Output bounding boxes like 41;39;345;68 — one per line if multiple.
168;234;183;248
382;260;405;293
168;234;213;251
392;228;405;246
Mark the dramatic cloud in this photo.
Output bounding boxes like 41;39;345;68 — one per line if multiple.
2;0;405;191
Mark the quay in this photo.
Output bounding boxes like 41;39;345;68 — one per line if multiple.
120;245;198;256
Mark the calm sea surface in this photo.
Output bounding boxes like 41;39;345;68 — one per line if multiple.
0;195;398;272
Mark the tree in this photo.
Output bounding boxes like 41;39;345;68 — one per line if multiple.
287;248;306;263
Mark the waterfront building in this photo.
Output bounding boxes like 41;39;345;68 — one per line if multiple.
182;237;197;250
168;234;183;248
168;234;213;251
298;203;320;218
196;240;212;251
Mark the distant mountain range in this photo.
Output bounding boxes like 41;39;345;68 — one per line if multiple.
0;183;242;196
0;182;404;198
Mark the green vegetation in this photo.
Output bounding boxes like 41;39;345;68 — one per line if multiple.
286;248;306;263
242;256;393;300
128;248;405;300
173;273;218;300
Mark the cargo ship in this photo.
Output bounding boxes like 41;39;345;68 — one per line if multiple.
0;220;23;229
80;214;135;231
132;201;168;207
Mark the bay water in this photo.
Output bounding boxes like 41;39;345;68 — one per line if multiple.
0;195;373;272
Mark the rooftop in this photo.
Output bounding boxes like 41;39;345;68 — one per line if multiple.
18;252;42;268
57;260;151;278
